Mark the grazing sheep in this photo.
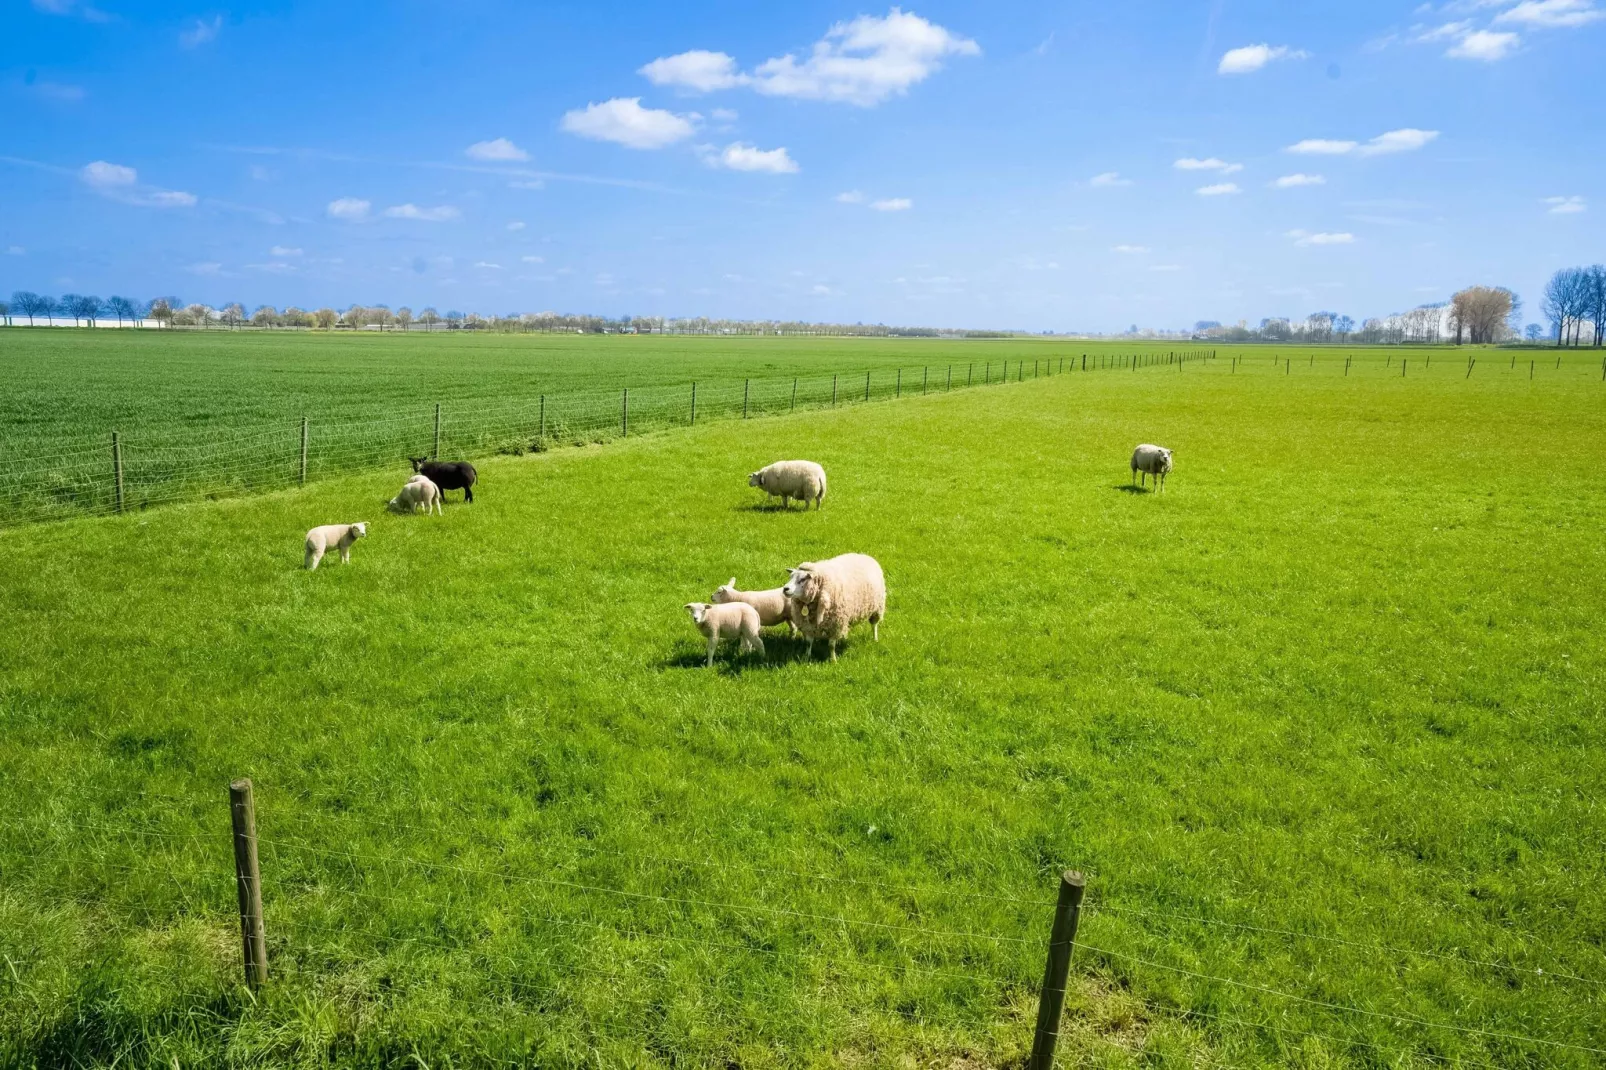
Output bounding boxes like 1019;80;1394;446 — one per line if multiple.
782;553;886;662
684;602;765;667
713;577;799;635
408;457;477;503
748;460;827;510
304;522;368;570
389;474;442;515
1131;444;1174;492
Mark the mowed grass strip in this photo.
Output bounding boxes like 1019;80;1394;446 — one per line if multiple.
1;361;1603;1068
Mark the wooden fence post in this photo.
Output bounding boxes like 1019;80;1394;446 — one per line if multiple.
690;383;696;426
923;366;928;395
433;403;441;459
896;368;902;399
1029;871;1086;1070
112;431;124;514
299;417;308;486
622;389;629;436
832;374;838;407
865;371;871;402
792;378;798;411
229;778;268;991
1530;360;1534;380
540;394;546;439
1467;359;1475;379
743;379;750;419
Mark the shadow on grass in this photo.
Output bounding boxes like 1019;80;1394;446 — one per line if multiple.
661;633;846;673
732;501;823;513
1113;483;1154;494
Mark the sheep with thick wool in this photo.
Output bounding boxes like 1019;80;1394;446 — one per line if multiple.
684;602;765;667
304;522;368;570
748;460;827;510
1130;444;1174;492
782;553;886;662
389;474;443;515
713;577;800;635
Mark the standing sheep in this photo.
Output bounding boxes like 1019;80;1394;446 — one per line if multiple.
781;553;886;662
1130;444;1174;492
408;458;477;503
304;522;368;570
389;474;443;515
713;577;800;635
684;602;765;667
748;460;827;510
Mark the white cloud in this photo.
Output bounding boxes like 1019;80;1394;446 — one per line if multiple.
712;142;799;173
1218;43;1309;74
1271;173;1327;188
34;0;112;22
870;197;912;211
521;255;545;263
179;15;222;48
270;245;302;257
474;261;502;269
508;179;544;190
1544;195;1586;214
145;190;197;207
507;220;527;231
1196;183;1241;196
560;97;696;149
1286;229;1356;245
1416;20;1475;42
1286;129;1438;156
466;137;530;162
327;197;372;221
639;50;747;91
1111;244;1149;254
710;107;739;121
1448;29;1520;59
1496;0;1604;27
1174;157;1243;174
749;8;979;106
383;203;461;221
187;261;223;275
835;189;866;203
82;160;137;188
1089;171;1133;187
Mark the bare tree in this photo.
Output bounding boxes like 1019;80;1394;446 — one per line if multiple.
314;307;337;329
1587;265;1606;347
396;306;413;330
1448;288;1513;344
251;305;278;327
419;307;440;330
12;291;52;326
1542;268;1589;346
106;296;140;326
148;298;174;328
0;299;8;326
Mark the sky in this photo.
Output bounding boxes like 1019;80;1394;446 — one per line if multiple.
4;0;1603;332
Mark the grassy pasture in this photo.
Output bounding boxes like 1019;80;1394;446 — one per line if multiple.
0;337;1604;1068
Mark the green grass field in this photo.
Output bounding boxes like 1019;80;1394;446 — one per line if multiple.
1;334;1604;1068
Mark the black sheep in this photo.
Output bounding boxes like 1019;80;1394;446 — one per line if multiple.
408;457;477;503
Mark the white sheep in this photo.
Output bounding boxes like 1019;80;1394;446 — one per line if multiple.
1131;444;1174;492
684;602;765;667
713;577;799;635
748;460;827;510
304;522;368;570
782;553;886;662
388;474;442;515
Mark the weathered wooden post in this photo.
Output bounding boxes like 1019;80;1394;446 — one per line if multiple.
690;383;696;426
832;374;838;407
865;371;871;401
299;416;308;486
112;431;124;514
896;368;901;398
622;389;629;435
540;394;546;438
229;778;268;991
743;379;750;419
923;366;928;395
433;403;441;458
1029;871;1085;1070
792;378;797;411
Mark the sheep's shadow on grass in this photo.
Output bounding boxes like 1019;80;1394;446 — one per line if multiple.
1113;483;1155;494
659;634;831;674
732;500;818;513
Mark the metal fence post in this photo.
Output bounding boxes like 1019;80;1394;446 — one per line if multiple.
299;417;308;486
229;778;268;991
112;431;124;514
1029;871;1085;1070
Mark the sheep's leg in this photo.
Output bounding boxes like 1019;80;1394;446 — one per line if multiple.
340;547;351;564
706;636;718;668
804;637;814;659
305;548;321;570
871;613;882;641
750;634;765;657
828;639;838;662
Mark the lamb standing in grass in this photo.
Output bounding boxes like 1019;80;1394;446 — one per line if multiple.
684;602;765;667
782;553;885;662
1130;444;1174;492
748;460;827;510
713;577;799;635
389;474;443;515
304;522;368;570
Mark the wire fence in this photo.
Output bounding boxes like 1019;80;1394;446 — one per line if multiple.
0;351;1214;528
7;789;1605;1067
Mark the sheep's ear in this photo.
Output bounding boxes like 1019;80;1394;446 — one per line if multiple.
727;577;736;587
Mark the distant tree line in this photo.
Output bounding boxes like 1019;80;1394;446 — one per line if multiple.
1542;266;1606;347
1191;284;1552;346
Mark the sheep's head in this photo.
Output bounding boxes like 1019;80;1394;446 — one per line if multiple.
684;602;709;624
408;456;427;473
1159;449;1174;473
747;471;764;488
712;578;738;604
386;496;407;513
352;522;368;537
782;568;819;604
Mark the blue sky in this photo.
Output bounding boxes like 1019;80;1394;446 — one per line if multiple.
5;0;1602;331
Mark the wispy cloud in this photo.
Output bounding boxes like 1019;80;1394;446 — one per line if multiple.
870;197;912;211
507;220;526;231
1447;29;1520;59
1286;229;1355;245
560;97;696;149
80;160;197;207
1544;194;1586;214
383;203;461;221
834;190;866;203
31;0;112;23
27;79;86;102
707;142;799;173
1271;173;1326;188
466;137;530;162
1111;244;1149;254
1174;157;1243;174
1196;182;1241;196
269;245;302;257
327;197;371;221
1089;171;1133;187
179;15;222;48
1218;43;1309;74
639;9;979;107
1286;129;1439;156
1496;0;1604;28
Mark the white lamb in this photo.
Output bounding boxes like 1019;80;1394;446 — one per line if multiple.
389;474;442;515
1130;444;1174;492
684;602;765;667
782;553;886;662
713;577;799;635
748;460;827;510
304;522;368;570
